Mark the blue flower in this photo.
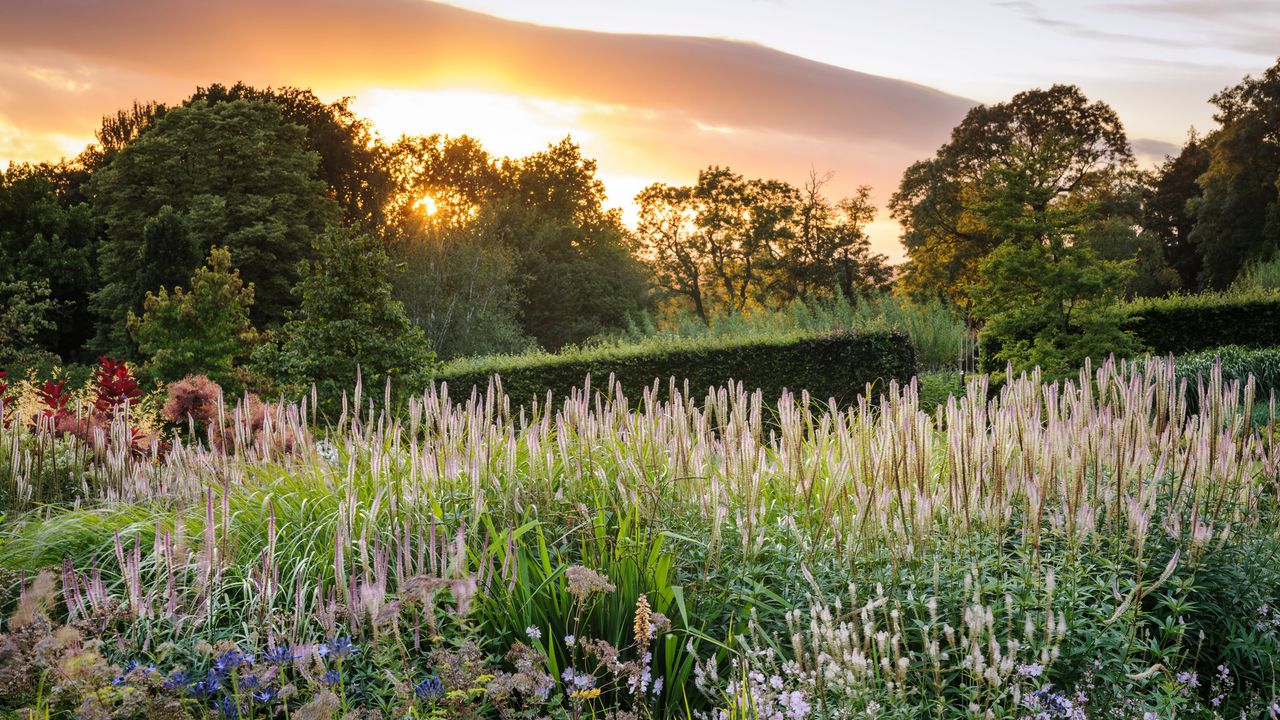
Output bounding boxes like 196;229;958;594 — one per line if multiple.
213;650;247;675
318;636;357;659
414;675;444;701
262;644;296;665
188;670;222;699
216;695;240;719
239;674;260;691
112;660;146;686
163;670;190;691
251;686;280;704
323;669;341;687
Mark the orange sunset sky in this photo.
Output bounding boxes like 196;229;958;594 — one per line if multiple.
2;0;1278;259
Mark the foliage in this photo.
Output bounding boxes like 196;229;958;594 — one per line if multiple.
129;247;259;394
0;162;97;361
1144;132;1213;290
636;168;888;322
493;138;652;350
436;329;916;409
1190;57;1280;289
982;289;1280;369
617;293;966;372
89;98;339;354
968;137;1140;375
189;82;394;230
0;279;61;370
391;220;531;361
1121;289;1280;355
892;84;1137;305
251;227;434;411
1233;255;1280;293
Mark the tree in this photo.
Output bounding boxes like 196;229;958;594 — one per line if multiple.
493;138;650;349
891;85;1134;304
777;172;889;301
252;227;434;409
1190;59;1280;288
134;206;201;307
635;183;707;321
634;167;887;320
1144;133;1212;289
969;139;1139;374
0;280;61;369
392;220;530;360
190;83;393;230
0;162;98;360
129;247;259;393
90;98;338;354
384;133;505;231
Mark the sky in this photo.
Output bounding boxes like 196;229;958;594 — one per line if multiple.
2;0;1278;259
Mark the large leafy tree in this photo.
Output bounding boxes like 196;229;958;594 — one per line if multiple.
129;247;259;393
252;227;434;410
971;138;1138;374
1144;133;1213;290
891;84;1134;304
1190;59;1280;288
0;163;97;360
90;98;338;354
190;83;393;230
492;138;650;349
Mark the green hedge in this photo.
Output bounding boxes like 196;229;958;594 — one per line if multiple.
1120;292;1280;355
980;291;1280;371
436;330;917;408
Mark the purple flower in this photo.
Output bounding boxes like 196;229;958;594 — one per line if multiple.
415;675;443;701
251;686;280;704
262;644;296;665
163;670;189;691
318;636;357;659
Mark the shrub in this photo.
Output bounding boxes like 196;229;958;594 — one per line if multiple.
129;247;259;394
1120;289;1280;355
252;227;435;413
436;330;916;408
980;289;1280;371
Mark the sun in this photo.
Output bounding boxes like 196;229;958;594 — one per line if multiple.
414;194;439;216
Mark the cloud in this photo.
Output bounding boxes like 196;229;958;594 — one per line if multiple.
1131;137;1181;165
0;0;983;256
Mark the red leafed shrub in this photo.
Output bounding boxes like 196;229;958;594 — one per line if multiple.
161;375;223;427
35;379;72;422
0;370;11;427
93;357;142;417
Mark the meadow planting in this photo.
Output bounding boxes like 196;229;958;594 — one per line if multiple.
1;355;1278;719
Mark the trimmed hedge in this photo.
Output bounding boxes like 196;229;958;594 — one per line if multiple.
436;330;917;408
980;291;1280;371
1120;291;1280;355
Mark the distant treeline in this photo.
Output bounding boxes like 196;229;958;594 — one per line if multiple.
3;56;1280;396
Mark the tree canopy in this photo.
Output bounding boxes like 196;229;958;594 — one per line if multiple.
891;84;1134;304
90;98;339;353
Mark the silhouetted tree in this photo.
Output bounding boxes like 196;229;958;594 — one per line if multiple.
1142;132;1212;290
1190;59;1280;288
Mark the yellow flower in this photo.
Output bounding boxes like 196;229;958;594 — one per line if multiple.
571;687;602;700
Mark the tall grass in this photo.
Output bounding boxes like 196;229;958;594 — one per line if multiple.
2;355;1278;716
